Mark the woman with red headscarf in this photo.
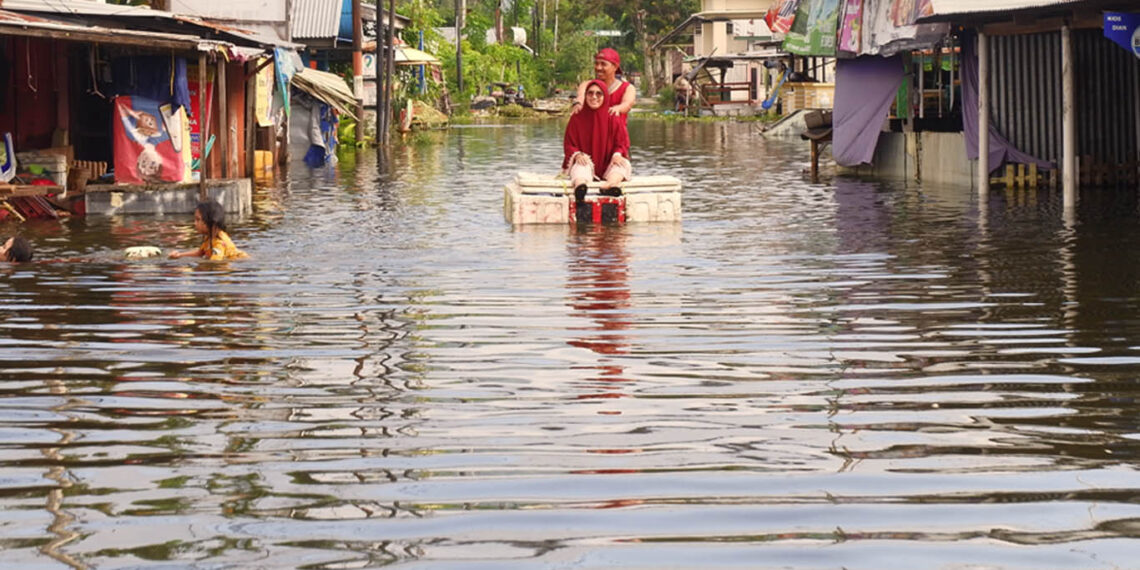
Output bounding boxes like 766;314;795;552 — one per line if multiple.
563;79;632;201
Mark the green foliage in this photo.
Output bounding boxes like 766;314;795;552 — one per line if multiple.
421;0;704;105
656;84;675;110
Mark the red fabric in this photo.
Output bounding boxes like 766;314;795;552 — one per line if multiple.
595;48;621;73
608;80;631;128
563;80;630;179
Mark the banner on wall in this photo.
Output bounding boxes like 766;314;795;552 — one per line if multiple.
1105;13;1140;58
113;96;191;184
256;60;274;127
783;0;841;56
188;66;215;168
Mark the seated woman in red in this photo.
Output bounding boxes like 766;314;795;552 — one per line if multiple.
562;79;632;202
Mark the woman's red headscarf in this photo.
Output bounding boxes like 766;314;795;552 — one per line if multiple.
563;79;630;179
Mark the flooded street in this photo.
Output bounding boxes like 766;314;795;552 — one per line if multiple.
2;119;1139;568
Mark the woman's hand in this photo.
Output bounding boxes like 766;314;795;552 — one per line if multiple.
611;154;629;168
573;153;591;166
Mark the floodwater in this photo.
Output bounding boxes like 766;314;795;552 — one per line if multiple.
1;119;1138;569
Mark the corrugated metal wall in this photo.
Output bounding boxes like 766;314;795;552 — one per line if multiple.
1073;29;1139;165
989;30;1140;166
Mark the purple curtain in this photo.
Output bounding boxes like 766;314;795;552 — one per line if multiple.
833;55;904;167
961;32;1054;172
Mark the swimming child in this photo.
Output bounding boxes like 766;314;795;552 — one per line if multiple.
169;200;248;261
0;236;32;262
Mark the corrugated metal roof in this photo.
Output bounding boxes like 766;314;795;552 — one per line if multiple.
0;8;216;50
925;0;1082;18
1;0;165;17
2;0;296;48
291;0;341;39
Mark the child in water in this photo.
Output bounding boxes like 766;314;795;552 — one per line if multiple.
0;236;32;262
169;200;248;261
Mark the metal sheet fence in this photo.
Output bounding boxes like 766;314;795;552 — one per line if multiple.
989;30;1140;166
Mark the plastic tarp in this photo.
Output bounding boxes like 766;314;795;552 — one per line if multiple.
110;56;191;112
832;55;904;167
960;32;1053;171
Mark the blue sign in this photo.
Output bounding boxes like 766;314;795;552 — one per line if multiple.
1104;12;1140;58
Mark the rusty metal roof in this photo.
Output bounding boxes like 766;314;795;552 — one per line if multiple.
1;0;296;48
0;7;222;51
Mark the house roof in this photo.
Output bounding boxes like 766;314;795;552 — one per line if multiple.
1;0;297;48
291;0;407;41
653;10;773;51
918;0;1140;23
0;8;227;51
291;0;342;40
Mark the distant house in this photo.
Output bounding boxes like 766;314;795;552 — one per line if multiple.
654;0;783;115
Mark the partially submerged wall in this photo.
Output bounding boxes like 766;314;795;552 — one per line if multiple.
85;179;252;216
838;131;976;188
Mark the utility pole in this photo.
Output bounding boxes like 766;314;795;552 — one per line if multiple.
384;0;395;145
352;0;364;145
377;8;388;151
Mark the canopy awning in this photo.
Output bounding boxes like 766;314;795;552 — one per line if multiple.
395;46;440;66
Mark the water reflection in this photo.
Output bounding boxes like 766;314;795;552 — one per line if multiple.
1;120;1139;567
567;225;632;403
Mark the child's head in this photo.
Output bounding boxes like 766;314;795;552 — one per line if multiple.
0;236;32;262
194;200;226;235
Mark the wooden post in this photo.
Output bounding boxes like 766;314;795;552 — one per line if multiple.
1062;24;1077;211
218;58;229;180
977;31;989;194
245;61;255;179
198;51;208;201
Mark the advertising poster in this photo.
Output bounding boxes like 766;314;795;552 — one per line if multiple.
838;0;863;54
765;0;801;35
783;0;841;56
113;96;190;184
1105;12;1140;58
889;0;932;27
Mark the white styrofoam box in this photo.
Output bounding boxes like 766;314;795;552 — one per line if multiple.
504;173;682;224
504;183;570;224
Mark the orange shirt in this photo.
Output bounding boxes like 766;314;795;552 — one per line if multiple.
197;230;248;261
